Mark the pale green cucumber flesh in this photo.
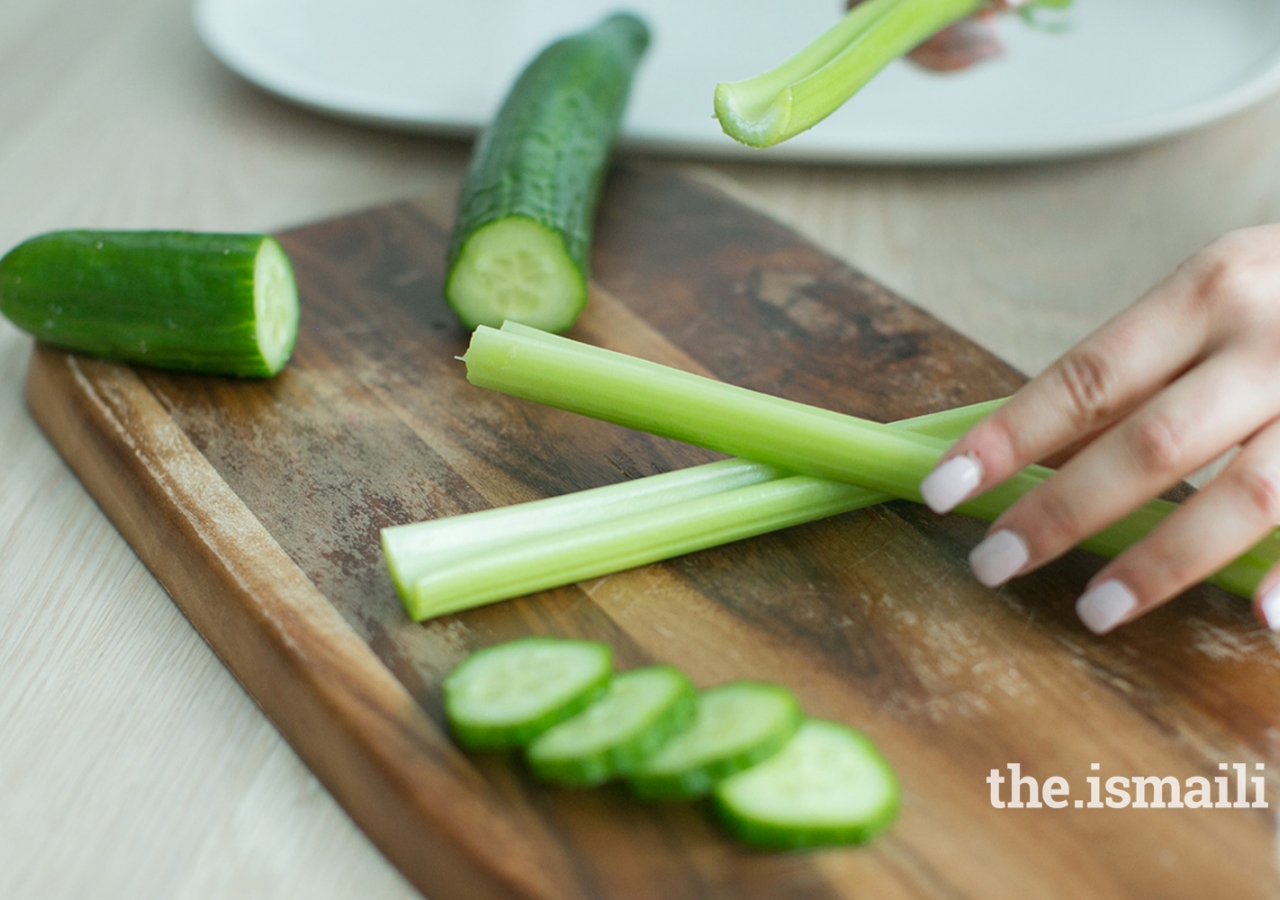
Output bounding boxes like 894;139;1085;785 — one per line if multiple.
713;719;900;849
251;236;300;375
629;681;802;799
443;637;612;749
525;665;696;786
0;229;298;377
446;218;584;332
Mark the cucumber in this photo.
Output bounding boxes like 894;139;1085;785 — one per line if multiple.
0;230;298;377
713;719;900;849
526;664;696;786
442;636;612;749
444;12;650;333
628;681;802;800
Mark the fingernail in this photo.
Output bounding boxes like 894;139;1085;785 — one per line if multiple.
969;530;1028;587
1076;580;1137;635
1259;585;1280;631
920;454;982;513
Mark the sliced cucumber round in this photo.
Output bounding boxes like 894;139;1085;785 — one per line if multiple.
0;230;298;377
713;719;900;849
628;681;802;800
442;636;612;750
526;664;696;787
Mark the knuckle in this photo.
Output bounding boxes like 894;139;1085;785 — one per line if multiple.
1183;232;1265;321
1053;346;1120;431
1126;411;1189;476
1230;462;1280;524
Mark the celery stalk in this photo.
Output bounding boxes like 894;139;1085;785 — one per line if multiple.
463;324;1280;599
714;0;984;148
383;396;1002;621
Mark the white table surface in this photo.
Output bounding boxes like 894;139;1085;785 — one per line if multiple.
6;0;1280;897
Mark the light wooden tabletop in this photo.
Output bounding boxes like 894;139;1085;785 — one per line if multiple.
5;1;1280;897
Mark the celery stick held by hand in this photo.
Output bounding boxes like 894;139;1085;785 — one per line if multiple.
459;323;1280;610
715;0;1071;149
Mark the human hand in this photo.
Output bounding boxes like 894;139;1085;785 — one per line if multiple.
917;224;1280;634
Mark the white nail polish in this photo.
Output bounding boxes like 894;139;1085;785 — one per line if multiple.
1076;580;1137;635
1260;586;1280;632
920;454;982;513
969;530;1029;587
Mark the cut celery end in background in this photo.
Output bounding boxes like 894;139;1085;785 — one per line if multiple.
714;0;985;148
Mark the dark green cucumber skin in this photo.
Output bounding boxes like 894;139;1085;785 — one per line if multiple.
0;230;286;377
444;13;650;322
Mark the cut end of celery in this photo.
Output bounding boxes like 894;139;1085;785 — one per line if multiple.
380;527;422;618
714;82;795;150
712;0;989;150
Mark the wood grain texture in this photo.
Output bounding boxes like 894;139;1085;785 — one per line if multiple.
25;164;1280;900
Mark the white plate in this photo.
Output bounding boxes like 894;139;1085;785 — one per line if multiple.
194;0;1280;163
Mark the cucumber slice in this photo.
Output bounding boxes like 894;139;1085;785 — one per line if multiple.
444;12;650;332
628;681;802;800
713;720;900;849
0;230;298;377
443;637;612;750
526;664;696;787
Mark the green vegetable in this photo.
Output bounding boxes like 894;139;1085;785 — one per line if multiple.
526;664;696;786
444;12;650;332
0;229;298;377
713;719;900;849
442;636;612;749
629;681;802;800
444;639;900;849
462;323;1280;599
714;0;1071;149
382;382;1002;621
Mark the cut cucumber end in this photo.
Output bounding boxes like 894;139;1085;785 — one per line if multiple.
443;637;612;750
446;218;585;333
713;719;900;849
252;237;300;376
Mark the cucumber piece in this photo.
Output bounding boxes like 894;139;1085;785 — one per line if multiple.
444;12;650;332
629;681;802;800
0;230;298;377
713;720;900;849
526;664;696;787
443;637;612;750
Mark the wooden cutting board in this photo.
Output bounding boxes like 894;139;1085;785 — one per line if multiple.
25;164;1280;900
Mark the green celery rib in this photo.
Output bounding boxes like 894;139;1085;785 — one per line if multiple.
464;324;1280;600
382;391;1003;621
714;0;984;148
